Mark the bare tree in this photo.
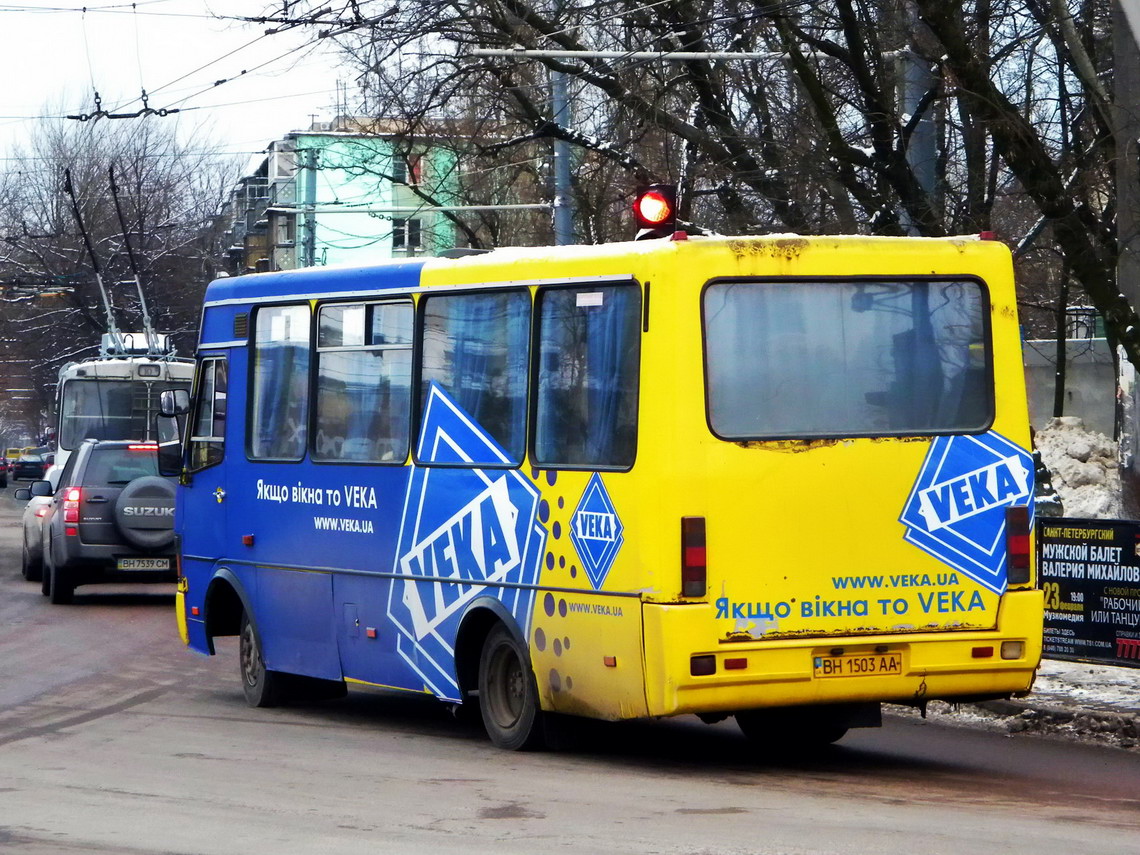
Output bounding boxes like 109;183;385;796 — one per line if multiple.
259;0;1133;365
0;116;237;433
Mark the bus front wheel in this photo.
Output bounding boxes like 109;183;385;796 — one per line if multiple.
239;613;286;708
478;624;544;751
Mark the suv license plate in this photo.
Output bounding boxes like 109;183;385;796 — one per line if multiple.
117;558;171;570
813;652;902;679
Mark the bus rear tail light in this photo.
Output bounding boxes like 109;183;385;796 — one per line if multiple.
1005;505;1031;585
681;516;706;597
63;487;82;526
1001;641;1025;660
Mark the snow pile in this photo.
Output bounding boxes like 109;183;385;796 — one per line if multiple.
1034;416;1121;518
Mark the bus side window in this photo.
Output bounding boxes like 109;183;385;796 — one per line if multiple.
314;301;413;463
419;290;530;465
534;284;641;468
190;358;227;472
250;304;311;460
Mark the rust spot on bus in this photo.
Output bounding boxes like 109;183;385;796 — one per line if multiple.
726;237;810;261
734;438;841;452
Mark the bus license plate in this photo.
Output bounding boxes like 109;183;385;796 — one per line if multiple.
813;652;902;679
117;558;171;570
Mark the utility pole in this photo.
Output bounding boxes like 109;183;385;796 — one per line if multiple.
552;69;574;245
302;146;318;267
900;5;938;234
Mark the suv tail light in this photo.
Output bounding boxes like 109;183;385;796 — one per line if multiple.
681;516;706;597
63;486;82;533
1006;505;1031;585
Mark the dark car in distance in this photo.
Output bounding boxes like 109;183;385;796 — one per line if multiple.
12;452;46;481
21;439;176;603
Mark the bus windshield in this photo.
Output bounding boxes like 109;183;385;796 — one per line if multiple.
704;278;991;438
59;379;192;449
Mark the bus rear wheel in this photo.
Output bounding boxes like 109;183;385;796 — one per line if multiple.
478;624;544;751
735;707;849;748
239;613;286;708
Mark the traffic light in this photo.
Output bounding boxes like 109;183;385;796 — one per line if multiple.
633;184;677;240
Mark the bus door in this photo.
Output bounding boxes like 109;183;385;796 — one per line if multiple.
179;355;230;638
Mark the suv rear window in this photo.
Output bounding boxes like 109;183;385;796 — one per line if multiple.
86;447;160;485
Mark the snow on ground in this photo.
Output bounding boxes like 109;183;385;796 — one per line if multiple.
1033;416;1122;518
889;658;1140;750
1033;657;1140;711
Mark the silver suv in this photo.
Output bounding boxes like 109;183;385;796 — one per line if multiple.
26;439;176;604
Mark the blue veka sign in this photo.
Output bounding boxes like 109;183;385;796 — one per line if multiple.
570;473;624;590
899;431;1034;595
386;383;546;700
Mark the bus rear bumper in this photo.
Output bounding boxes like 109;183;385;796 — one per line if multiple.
642;589;1044;718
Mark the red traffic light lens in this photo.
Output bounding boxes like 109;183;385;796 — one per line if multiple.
635;189;674;226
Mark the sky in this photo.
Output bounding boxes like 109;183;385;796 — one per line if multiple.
0;1;348;171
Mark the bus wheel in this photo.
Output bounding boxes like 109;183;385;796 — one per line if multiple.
735;708;848;748
239;613;285;708
478;624;544;750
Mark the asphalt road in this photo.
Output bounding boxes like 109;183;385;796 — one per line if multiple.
0;482;1138;855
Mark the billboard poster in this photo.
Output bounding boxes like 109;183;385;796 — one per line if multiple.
1038;518;1140;667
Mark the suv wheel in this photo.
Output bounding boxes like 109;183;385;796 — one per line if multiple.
21;540;42;583
48;557;74;605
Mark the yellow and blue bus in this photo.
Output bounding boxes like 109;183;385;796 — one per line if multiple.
164;232;1042;749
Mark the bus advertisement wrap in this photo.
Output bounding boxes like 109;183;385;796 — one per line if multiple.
170;233;1044;750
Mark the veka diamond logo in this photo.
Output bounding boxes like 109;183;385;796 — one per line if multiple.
570;473;624;590
899;431;1034;595
386;383;546;700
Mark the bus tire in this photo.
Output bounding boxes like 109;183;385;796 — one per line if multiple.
239;613;286;708
478;624;544;751
47;558;74;605
735;708;848;748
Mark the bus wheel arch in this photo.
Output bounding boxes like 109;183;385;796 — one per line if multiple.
203;570;249;655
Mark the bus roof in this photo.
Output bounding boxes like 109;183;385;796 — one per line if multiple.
203;233;1005;307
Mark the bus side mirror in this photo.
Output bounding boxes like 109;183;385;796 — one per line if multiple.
159;388;191;417
155;412;185;477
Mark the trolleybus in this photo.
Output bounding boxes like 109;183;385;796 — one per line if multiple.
57;333;194;470
162;232;1042;749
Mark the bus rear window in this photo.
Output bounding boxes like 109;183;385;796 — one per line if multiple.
703;279;991;438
